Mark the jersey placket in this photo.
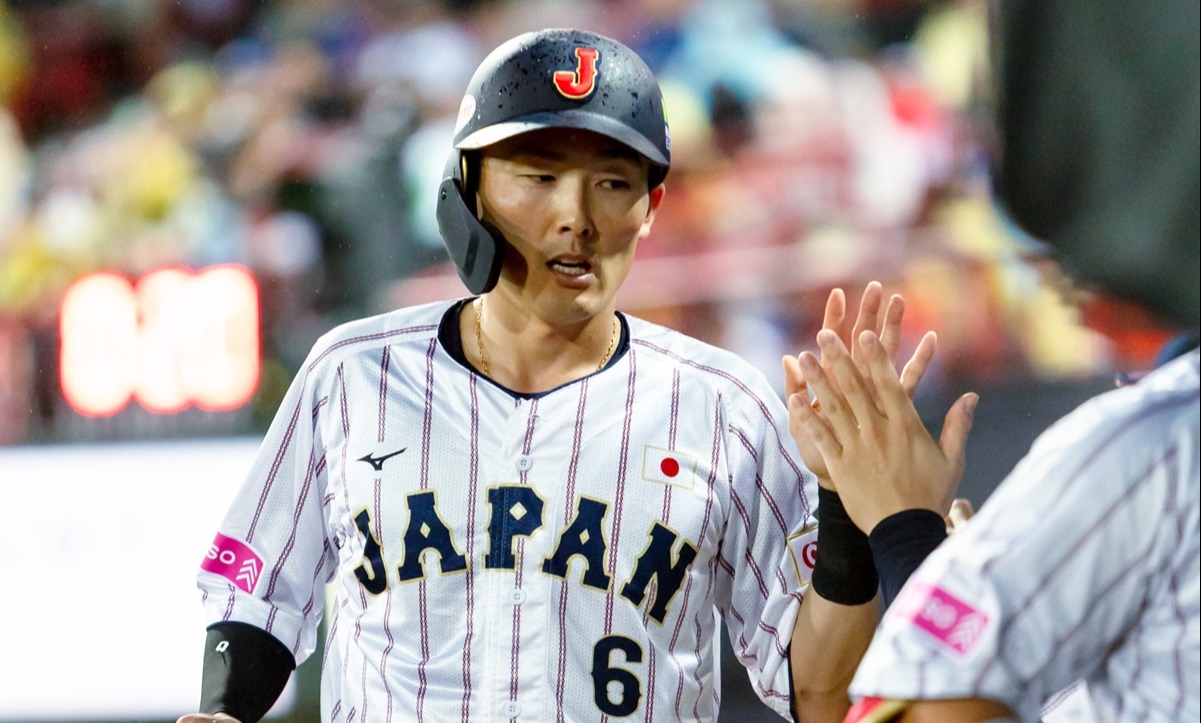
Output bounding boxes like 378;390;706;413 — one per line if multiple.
484;397;550;721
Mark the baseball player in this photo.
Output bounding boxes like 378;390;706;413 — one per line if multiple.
177;28;952;723
787;2;1200;721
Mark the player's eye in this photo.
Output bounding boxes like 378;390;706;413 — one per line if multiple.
599;178;632;190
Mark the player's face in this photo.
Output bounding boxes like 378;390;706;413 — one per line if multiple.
477;128;663;326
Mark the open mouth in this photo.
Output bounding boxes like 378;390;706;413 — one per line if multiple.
548;258;593;277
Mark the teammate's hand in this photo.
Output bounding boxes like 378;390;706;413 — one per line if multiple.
782;282;936;489
788;328;977;534
177;715;243;723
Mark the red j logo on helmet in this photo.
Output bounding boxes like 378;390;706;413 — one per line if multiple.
553;47;600;99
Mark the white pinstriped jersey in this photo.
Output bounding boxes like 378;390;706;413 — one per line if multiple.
850;349;1201;721
196;299;819;722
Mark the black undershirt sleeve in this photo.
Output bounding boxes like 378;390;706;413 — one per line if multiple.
867;509;948;608
200;621;296;723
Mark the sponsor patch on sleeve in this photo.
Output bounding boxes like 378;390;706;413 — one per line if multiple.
642;446;697;489
786;523;819;589
200;532;265;594
895;582;990;657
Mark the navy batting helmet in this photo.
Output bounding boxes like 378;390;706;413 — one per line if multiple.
435;28;671;294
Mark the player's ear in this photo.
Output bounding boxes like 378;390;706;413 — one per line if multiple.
639;183;666;238
649;184;666;212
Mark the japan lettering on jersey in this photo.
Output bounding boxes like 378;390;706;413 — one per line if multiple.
197;299;819;722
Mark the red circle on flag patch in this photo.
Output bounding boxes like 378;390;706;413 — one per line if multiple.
802;542;818;570
660;457;680;477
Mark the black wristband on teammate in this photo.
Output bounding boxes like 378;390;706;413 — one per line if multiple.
809;486;879;605
868;508;948;608
200;621;296;723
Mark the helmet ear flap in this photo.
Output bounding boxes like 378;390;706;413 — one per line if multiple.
435;150;505;294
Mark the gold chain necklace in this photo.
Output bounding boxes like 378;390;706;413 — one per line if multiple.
473;298;618;378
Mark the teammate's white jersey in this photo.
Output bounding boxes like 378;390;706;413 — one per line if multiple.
850;349;1201;721
196;299;817;722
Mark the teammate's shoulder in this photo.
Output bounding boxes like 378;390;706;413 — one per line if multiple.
1144;346;1200;395
1095;346;1198;423
1034;348;1199;459
303;300;453;371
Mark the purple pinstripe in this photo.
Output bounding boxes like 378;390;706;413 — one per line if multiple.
354;585;368;723
337;366;352;533
555;380;591;723
374;477;396;722
263;447;318;600
416;339;438;720
378;346;390;443
602;351;639;640
460;373;481;723
1166;456;1190;713
295;539;331;655
690;617;705;720
670;404;723;717
247;398;302;543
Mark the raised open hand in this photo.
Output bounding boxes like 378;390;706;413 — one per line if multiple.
788;328;977;534
782;282;937;488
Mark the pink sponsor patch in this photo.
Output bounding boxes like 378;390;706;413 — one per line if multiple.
200;533;264;594
902;583;989;656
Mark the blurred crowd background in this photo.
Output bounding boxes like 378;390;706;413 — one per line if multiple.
0;0;1147;451
2;1;1179;720
2;0;1162;444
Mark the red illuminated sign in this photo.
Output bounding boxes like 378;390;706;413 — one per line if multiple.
60;265;260;417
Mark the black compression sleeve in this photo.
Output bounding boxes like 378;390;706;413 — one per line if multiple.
200;622;296;723
867;509;948;608
809;487;878;605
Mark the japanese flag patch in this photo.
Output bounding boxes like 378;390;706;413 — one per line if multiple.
642;446;697;489
786;524;819;589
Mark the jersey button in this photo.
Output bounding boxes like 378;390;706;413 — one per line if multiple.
507;588;527;605
504;700;522;717
516;455;533;472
